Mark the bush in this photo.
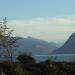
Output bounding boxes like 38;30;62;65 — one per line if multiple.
17;54;35;63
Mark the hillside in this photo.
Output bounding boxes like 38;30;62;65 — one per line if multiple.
52;33;75;54
17;36;58;55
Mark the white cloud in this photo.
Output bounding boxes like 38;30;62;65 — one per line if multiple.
8;17;75;42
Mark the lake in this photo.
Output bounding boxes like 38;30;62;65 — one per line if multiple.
33;54;75;62
0;54;75;62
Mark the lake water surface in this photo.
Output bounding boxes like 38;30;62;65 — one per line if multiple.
33;54;75;62
0;54;75;62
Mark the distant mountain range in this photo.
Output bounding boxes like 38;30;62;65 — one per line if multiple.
17;37;60;55
52;33;75;54
1;32;75;56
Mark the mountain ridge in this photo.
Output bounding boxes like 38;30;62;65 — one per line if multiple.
52;33;75;54
17;36;59;55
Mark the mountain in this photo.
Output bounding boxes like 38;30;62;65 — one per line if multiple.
52;33;75;54
49;42;63;48
17;36;58;55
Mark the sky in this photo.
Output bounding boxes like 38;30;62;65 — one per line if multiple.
0;0;75;42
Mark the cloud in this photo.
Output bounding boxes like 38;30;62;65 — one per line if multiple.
8;17;75;42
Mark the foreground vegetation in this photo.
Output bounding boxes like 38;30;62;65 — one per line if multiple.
0;58;75;75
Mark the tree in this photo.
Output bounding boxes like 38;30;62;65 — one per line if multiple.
0;17;19;62
17;53;35;63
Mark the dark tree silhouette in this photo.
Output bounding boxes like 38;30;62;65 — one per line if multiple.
17;53;35;63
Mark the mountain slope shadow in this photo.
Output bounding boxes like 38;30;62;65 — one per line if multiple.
52;33;75;54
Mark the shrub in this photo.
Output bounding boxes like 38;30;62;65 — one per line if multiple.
17;54;35;63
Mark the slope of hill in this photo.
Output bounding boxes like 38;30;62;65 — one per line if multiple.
52;33;75;54
17;36;58;55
